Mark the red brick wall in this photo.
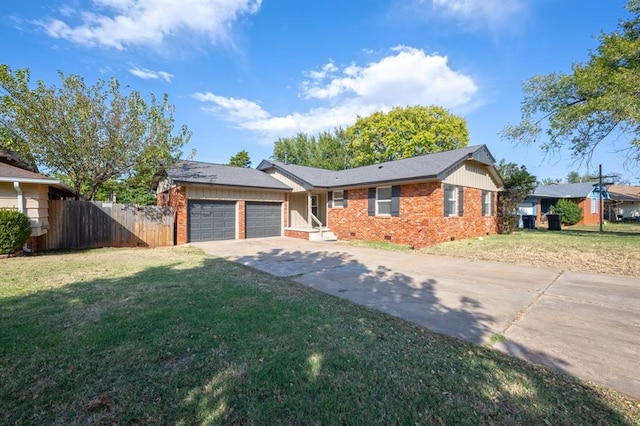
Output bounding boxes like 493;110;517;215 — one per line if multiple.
284;229;311;240
577;198;602;225
159;186;187;244
328;183;497;248
237;200;246;239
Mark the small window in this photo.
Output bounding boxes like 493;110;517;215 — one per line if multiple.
482;190;493;216
377;186;392;215
591;198;599;214
444;184;457;216
332;190;344;208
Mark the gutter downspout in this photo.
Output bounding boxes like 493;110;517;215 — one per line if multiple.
13;181;24;213
13;182;32;253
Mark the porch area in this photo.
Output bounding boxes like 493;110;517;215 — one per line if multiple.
285;192;337;241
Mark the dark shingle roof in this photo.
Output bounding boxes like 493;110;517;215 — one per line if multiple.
258;145;499;189
167;160;291;190
533;182;601;198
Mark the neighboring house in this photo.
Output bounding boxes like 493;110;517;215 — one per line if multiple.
0;155;73;250
158;145;504;248
606;185;640;221
529;182;610;226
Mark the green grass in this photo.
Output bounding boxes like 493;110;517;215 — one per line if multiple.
1;247;639;424
421;223;640;277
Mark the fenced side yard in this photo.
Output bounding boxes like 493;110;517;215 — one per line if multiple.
39;200;174;250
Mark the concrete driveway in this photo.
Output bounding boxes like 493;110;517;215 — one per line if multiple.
192;237;640;398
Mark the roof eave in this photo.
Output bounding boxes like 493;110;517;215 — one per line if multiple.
0;176;60;185
172;179;291;192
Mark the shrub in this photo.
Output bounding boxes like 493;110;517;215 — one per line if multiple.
0;209;32;254
551;199;583;225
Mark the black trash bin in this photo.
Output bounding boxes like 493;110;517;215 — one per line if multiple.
547;214;562;231
522;215;536;229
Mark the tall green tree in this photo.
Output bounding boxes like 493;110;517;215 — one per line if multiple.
566;171;597;183
272;130;348;170
540;177;561;185
496;160;538;234
345;105;469;167
0;65;191;200
503;0;640;165
315;128;349;170
228;150;252;168
272;132;316;166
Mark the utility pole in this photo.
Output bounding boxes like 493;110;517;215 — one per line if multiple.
599;164;603;233
597;165;616;233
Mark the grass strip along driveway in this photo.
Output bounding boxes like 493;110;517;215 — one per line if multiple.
421;224;640;277
1;247;639;424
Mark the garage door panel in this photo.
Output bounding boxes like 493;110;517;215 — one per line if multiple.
188;201;236;242
246;202;281;238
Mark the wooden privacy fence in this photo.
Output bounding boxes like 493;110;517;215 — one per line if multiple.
40;200;174;250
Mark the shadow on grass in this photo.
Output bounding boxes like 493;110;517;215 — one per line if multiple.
0;249;635;424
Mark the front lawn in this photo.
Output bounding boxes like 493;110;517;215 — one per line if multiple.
1;247;638;424
421;223;640;277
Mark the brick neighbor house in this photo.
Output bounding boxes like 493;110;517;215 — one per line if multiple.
157;144;504;248
521;182;610;226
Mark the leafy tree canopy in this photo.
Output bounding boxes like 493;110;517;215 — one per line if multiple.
272;106;468;170
228;150;252;168
566;171;596;183
272;130;349;170
496;160;538;234
0;65;191;201
503;0;640;166
346;105;468;167
540;177;561;185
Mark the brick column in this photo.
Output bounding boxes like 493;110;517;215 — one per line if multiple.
170;186;188;245
238;200;246;239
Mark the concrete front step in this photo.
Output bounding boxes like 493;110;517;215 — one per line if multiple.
309;230;338;242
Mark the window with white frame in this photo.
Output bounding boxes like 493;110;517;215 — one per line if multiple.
444;184;457;216
482;190;493;216
376;186;392;215
591;198;599;214
332;190;344;208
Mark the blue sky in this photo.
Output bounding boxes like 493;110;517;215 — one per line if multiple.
2;0;637;183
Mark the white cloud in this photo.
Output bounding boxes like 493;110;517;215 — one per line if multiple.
411;0;527;32
37;0;262;50
129;67;174;82
194;46;479;142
